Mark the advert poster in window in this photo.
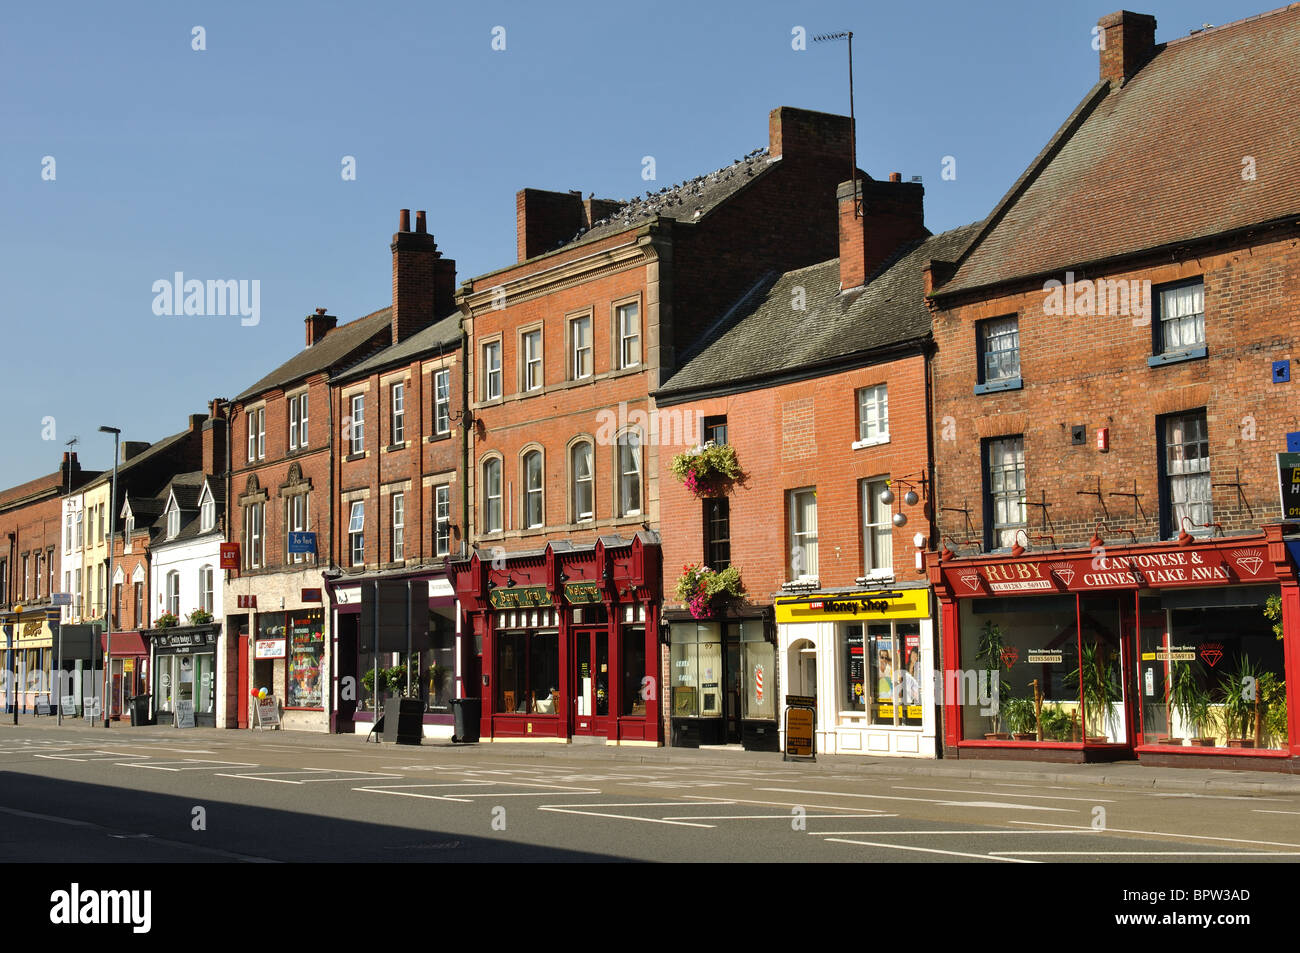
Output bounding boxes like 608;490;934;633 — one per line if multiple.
846;627;865;706
287;609;324;709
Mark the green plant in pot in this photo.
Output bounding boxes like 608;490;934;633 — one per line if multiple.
1260;675;1287;748
1170;662;1215;746
384;665;409;698
1068;641;1122;744
974;620;1013;739
1004;696;1038;740
1218;655;1264;748
1039;703;1077;742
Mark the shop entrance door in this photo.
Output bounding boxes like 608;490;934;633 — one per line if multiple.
572;627;609;737
1078;594;1137;753
725;637;742;744
109;659;126;720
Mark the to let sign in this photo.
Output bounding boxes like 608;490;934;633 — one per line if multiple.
220;544;240;569
288;531;317;555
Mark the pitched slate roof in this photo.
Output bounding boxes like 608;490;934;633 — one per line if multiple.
235;306;393;401
942;5;1300;295
337;311;462;382
657;223;980;398
149;471;219;545
82;426;195;491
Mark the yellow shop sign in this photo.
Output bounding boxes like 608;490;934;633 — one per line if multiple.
775;587;929;624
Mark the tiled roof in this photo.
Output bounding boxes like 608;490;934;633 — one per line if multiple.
553;148;776;252
942;5;1300;294
234;307;393;401
82;427;195;490
657;223;980;397
337;311;461;382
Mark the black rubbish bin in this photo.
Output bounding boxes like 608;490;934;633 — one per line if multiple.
451;697;481;743
128;694;153;727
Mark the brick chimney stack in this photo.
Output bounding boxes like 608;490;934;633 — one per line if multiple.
392;208;457;344
837;174;927;291
1098;11;1157;86
305;308;337;347
768;106;854;162
201;400;227;476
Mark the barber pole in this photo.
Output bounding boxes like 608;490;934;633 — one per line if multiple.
754;664;764;703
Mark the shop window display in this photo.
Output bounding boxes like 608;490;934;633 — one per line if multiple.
1137;586;1287;750
670;622;723;718
496;629;559;715
622;626;647;716
848;621;922;727
739;621;775;721
286;611;325;710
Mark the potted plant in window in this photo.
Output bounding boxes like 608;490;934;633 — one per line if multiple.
1170;662;1210;745
974;620;1012;739
1004;696;1038;741
1040;703;1076;742
1218;655;1262;748
1260;674;1287;749
186;608;213;626
669;442;741;497
1070;641;1121;744
155;611;179;629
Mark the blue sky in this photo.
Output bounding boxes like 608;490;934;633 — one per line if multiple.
0;0;1269;487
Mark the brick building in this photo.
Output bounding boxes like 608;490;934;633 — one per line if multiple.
0;452;97;715
655;170;976;756
450;105;882;745
926;8;1300;768
326;209;464;738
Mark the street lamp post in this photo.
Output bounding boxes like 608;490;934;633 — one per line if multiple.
99;426;120;728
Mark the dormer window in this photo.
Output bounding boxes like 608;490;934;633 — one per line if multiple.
167;505;180;539
200;488;215;533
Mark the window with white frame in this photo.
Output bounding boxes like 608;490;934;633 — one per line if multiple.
616;432;641;517
74;568;82;617
1156;279;1205;355
245;502;264;569
571;441;594;522
288;393;308;450
21;554;29;599
570;315;592;380
1163;410;1211;537
523;329;542;392
616;302;640;369
856;384;889;446
286;493;309;565
483;340;502;400
124;507;134;552
199;490;214;533
75;509;83;548
985;436;1026;551
433;369;451;435
166;570;180;617
65;511;73;552
434;485;450;557
978;316;1020;384
199;565;214;614
483;458;503;533
391;492;405;561
350;394;365;454
862;477;893;577
523;450;543;528
97;564;105;616
166;503;180;539
348;501;365;566
98;504;105;542
247;408;265;461
391;382;405;444
789;488;819;580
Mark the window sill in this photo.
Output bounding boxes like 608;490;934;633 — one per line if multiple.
426;432;451;443
973;376;1022;395
385;442;407;452
1147;346;1207;367
344;452;367;463
851;435;890;451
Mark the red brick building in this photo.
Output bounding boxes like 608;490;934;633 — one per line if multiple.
0;452;97;714
926;8;1300;768
327;209;464;738
451;105;880;745
655;171;975;755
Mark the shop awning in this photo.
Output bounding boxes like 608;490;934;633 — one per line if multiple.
101;631;147;657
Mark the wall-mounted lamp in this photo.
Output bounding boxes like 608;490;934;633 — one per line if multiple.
881;473;929;529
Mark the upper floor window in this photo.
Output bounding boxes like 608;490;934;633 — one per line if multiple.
166;504;180;539
391;492;405;561
244;502;264;569
199;490;215;533
483;458;503;533
124;512;135;548
789;488;818;581
862;477;893;577
286;493;309;565
134;582;144;629
571;441;594;522
523;450;544;529
391;382;405;445
482;341;502;401
65;511;73;552
348;501;365;566
570;315;592;380
288;393;308;450
75;509;83;548
1154;279;1205;356
522;329;543;392
21;554;29;600
247;408;265;461
433;369;451;435
984;436;1026;551
616;302;641;369
616;432;642;517
98;504;105;542
433;484;451;557
165;570;180;617
199;565;214;615
350;394;365;454
977;316;1020;387
1162;410;1211;538
856;384;889;446
704;498;730;570
703;415;728;446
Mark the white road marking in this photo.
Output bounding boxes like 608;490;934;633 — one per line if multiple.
814;829;1101;836
992;850;1300;857
1010;820;1300;850
671;813;892;820
218;769;406;784
538;807;715;828
682;794;895;813
1254;809;1300;815
894;785;1116;803
117;759;258;771
824;837;1038;863
755;787;1070;812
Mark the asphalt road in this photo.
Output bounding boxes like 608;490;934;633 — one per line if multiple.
1;724;1297;863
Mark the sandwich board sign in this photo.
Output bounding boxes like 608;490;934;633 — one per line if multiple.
255;696;281;729
784;694;817;761
174;700;195;729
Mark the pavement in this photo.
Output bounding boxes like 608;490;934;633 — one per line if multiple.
4;713;1298;796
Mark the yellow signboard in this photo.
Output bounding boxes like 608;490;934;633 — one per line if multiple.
775;587;929;624
784;706;815;759
12;620;53;649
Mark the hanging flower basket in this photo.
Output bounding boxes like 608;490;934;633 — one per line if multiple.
674;563;744;619
155;612;179;629
669;442;741;497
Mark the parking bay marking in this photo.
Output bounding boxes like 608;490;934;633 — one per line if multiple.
353;782;602;803
755;787;1072;812
1010;819;1300;850
117;759;259;771
824;837;1038;863
218;768;407;784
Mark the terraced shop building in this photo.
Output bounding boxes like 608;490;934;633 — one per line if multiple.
925;8;1300;768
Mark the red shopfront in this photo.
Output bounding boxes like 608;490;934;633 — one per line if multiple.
452;535;663;745
930;526;1300;769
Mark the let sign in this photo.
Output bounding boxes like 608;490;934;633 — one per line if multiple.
220;543;240;569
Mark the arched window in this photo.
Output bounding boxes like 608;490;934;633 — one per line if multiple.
523;450;544;529
570;441;594;522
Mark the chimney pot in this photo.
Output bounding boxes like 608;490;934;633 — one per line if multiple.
837;177;927;290
415;210;427;234
399;208;411;232
889;172;902;183
315;307;326;315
